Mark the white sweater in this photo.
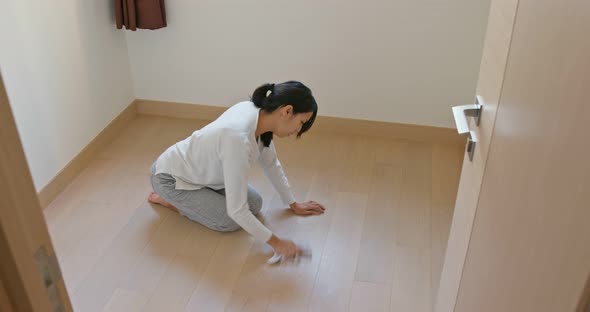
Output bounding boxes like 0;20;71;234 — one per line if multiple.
155;101;295;242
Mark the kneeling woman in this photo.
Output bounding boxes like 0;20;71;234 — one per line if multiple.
149;81;326;260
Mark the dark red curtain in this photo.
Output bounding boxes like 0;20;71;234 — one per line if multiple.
115;0;167;31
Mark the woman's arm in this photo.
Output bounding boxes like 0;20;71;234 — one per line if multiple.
221;133;272;242
258;142;296;206
259;142;325;215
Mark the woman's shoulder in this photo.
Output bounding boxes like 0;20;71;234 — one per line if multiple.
223;101;256;114
209;102;257;133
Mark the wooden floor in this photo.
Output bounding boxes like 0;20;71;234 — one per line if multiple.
44;115;464;312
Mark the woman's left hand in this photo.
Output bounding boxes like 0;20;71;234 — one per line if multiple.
290;201;326;216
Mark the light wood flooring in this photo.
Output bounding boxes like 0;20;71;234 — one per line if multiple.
44;115;464;312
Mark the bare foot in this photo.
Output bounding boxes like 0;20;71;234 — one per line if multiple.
148;192;179;213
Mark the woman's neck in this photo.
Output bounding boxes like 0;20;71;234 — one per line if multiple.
255;110;274;137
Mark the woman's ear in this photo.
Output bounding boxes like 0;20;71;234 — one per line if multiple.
281;105;294;118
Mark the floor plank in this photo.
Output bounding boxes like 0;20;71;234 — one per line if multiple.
354;163;403;284
140;225;221;312
395;142;432;249
183;231;254;312
390;245;431;312
71;204;171;312
350;281;391;312
104;213;194;310
308;192;368;312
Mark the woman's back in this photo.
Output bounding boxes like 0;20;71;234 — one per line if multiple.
155;101;260;190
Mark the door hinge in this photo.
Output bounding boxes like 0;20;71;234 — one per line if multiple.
34;246;65;312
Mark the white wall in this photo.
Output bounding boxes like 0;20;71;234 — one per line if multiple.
126;0;490;128
0;0;489;190
0;1;134;190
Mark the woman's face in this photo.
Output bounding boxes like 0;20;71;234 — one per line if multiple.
274;105;313;138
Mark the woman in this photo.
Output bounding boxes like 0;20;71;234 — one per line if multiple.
148;81;325;260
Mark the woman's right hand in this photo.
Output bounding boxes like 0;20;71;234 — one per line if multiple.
267;234;299;259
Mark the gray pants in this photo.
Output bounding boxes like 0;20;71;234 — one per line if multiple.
150;163;263;232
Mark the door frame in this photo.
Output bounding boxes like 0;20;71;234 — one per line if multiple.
0;71;73;311
578;275;590;312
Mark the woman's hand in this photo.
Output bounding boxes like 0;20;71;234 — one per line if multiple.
267;235;299;259
290;201;326;216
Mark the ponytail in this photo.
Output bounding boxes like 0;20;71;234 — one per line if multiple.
251;83;276;147
251;83;275;109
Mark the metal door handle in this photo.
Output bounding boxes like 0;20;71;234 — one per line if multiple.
452;95;483;161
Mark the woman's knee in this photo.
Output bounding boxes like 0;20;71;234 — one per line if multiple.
248;187;263;215
215;220;241;232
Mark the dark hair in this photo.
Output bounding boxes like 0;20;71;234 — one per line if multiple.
250;80;318;147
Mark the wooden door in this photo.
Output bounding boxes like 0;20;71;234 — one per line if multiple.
439;0;590;310
0;72;73;311
436;0;519;310
453;0;590;310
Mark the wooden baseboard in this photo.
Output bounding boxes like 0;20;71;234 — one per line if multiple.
136;99;464;145
37;98;463;208
306;115;463;145
136;99;226;121
37;101;138;208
